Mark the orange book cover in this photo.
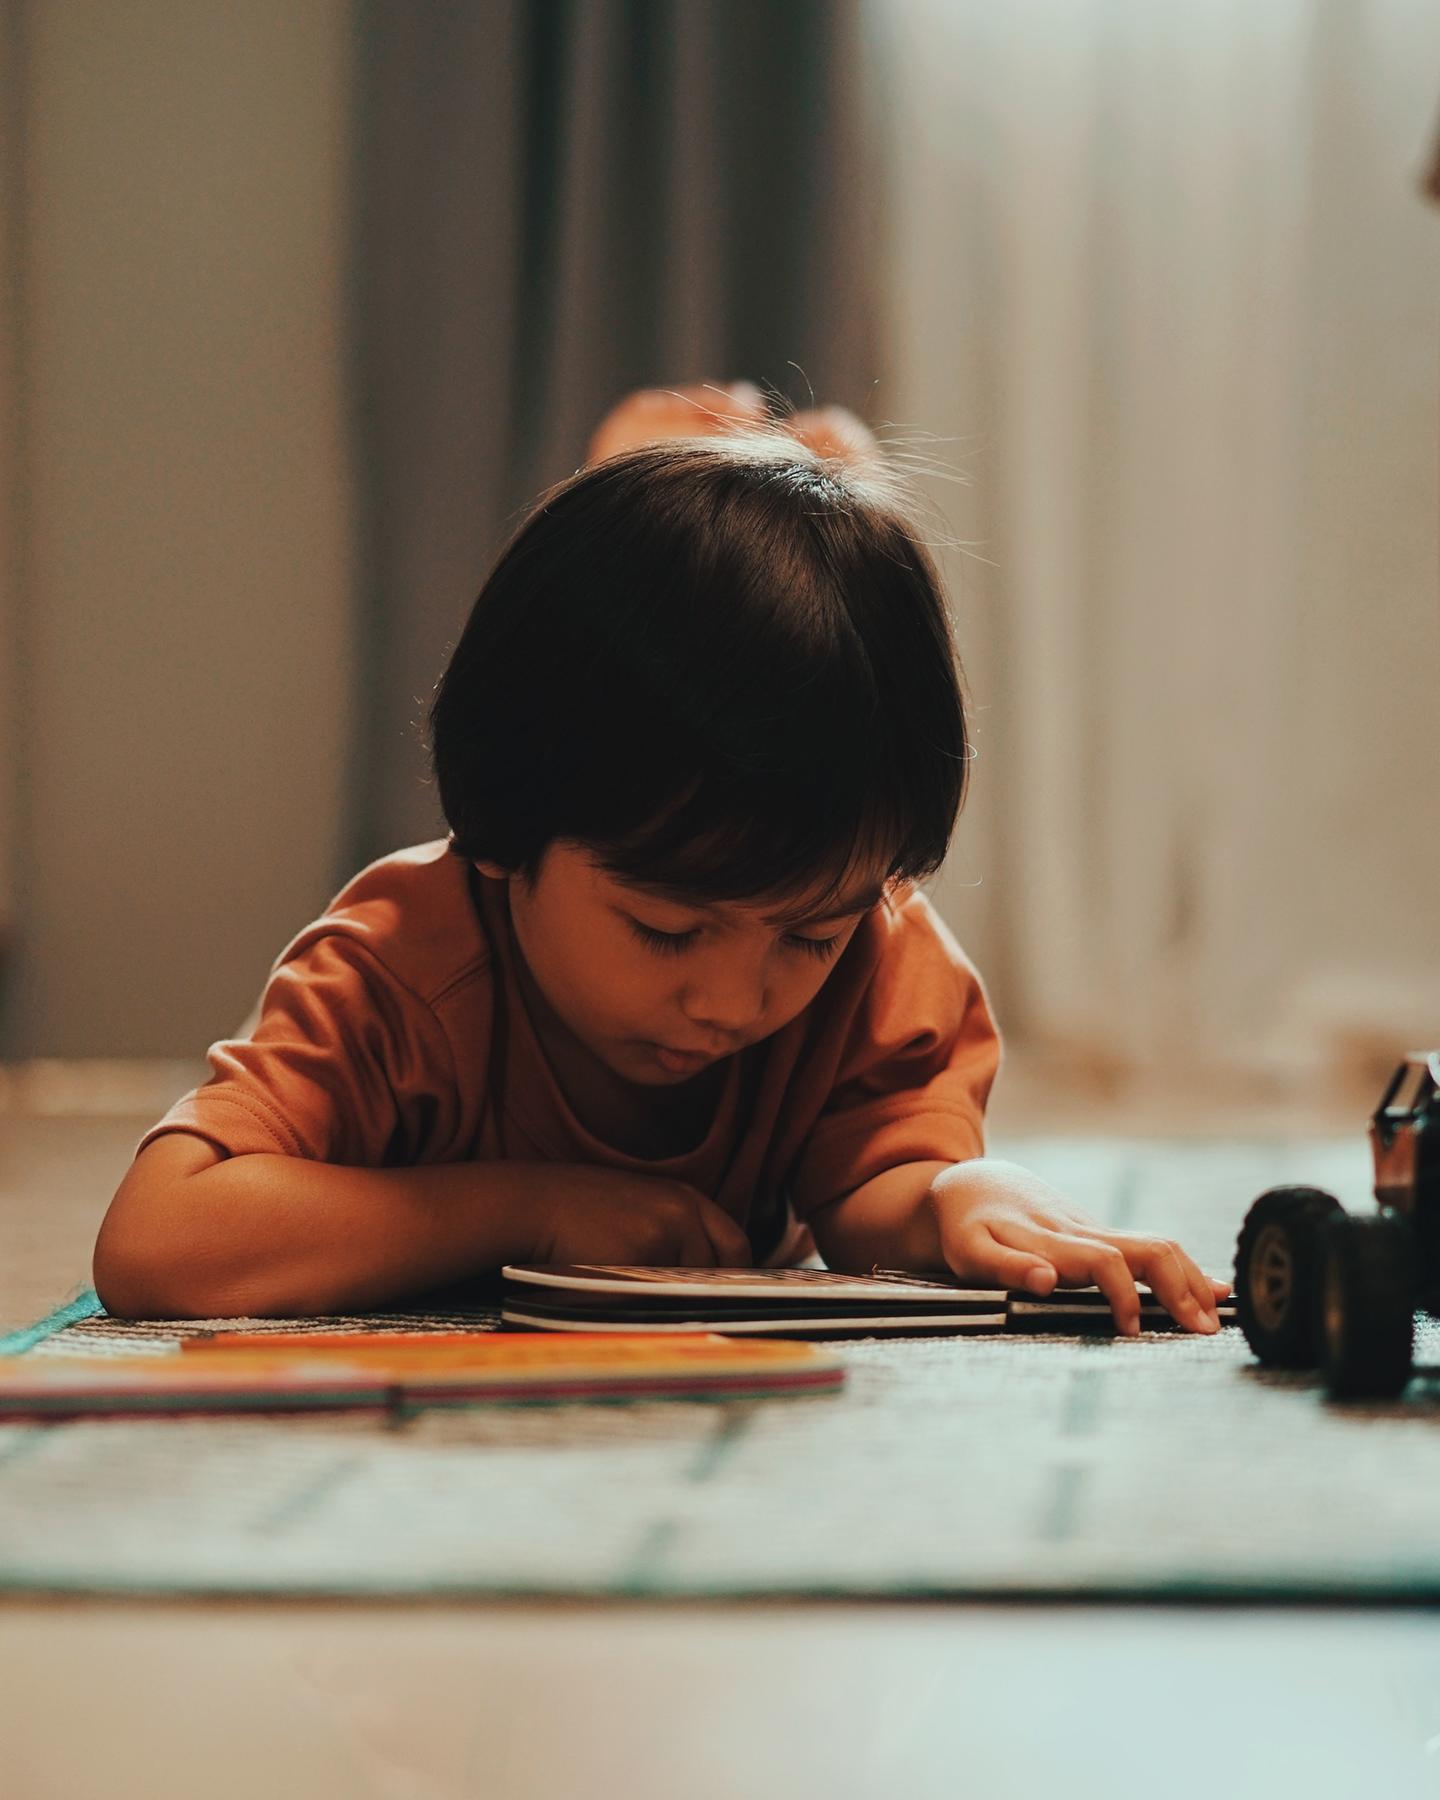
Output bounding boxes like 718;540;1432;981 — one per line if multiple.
0;1332;844;1420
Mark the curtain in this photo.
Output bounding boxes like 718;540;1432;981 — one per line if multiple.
878;0;1440;1091
348;0;885;867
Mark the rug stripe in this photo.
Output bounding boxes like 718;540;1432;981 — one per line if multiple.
0;1287;106;1355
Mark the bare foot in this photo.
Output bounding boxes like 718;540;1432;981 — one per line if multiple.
782;405;882;468
585;381;769;464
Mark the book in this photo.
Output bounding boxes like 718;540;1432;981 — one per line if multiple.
0;1332;845;1421
500;1265;1239;1337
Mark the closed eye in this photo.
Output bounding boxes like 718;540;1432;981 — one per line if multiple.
627;922;697;955
784;933;843;961
626;920;842;961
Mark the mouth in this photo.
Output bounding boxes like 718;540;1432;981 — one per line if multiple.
645;1041;728;1074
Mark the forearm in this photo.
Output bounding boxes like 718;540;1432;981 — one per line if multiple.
810;1156;1033;1274
102;1156;588;1320
809;1159;949;1272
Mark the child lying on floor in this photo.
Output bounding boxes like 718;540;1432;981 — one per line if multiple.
93;381;1231;1334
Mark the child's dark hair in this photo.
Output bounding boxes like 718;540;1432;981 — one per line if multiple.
427;430;970;913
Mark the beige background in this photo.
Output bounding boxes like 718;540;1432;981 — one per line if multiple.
0;1;354;1056
881;0;1440;1092
3;1;1440;1102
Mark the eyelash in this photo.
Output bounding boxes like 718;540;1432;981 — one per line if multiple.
627;920;843;962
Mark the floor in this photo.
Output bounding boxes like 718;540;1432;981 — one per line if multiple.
3;1056;1438;1799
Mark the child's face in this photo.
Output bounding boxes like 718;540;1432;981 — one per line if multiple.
476;840;886;1087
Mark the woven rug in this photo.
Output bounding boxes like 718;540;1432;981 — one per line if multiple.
4;1136;1439;1601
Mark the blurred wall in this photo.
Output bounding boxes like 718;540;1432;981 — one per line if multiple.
0;1;355;1057
879;0;1440;1091
0;8;20;988
6;0;1437;1089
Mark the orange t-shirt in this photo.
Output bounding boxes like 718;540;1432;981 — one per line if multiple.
136;840;1002;1265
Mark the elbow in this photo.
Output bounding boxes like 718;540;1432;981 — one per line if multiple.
90;1239;205;1323
91;1133;272;1320
90;1245;166;1321
91;1250;260;1323
91;1229;315;1323
91;1209;238;1323
91;1206;157;1319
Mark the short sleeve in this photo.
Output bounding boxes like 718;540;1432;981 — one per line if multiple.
134;933;461;1167
788;895;1002;1218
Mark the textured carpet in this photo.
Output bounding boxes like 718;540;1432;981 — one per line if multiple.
5;1136;1438;1600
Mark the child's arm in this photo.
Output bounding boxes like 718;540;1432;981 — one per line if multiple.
93;1135;751;1320
810;1157;1232;1337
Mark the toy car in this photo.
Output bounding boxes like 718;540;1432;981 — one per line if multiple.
1234;1050;1439;1400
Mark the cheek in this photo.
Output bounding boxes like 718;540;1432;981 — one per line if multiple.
770;932;858;1019
512;899;625;1024
775;959;838;1019
576;922;672;1021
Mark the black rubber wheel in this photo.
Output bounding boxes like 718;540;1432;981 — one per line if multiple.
1320;1212;1416;1401
1234;1185;1346;1368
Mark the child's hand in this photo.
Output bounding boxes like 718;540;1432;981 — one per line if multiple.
532;1166;753;1269
585;381;769;464
928;1159;1232;1337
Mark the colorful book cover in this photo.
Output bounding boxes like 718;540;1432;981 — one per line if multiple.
0;1332;846;1420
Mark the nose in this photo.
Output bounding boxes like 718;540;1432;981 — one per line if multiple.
678;953;768;1042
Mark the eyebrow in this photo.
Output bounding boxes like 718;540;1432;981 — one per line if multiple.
622;879;888;929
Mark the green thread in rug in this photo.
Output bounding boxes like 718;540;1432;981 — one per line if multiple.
0;1287;105;1355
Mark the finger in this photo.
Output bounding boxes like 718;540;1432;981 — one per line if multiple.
993;1225;1143;1336
698;1199;752;1268
1076;1224;1232;1310
1165;1242;1223;1332
1111;1234;1214;1331
681;1225;721;1269
1062;1240;1143;1336
952;1224;1057;1295
1175;1249;1225;1319
668;1213;727;1268
1104;1234;1221;1334
1026;1217;1227;1334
